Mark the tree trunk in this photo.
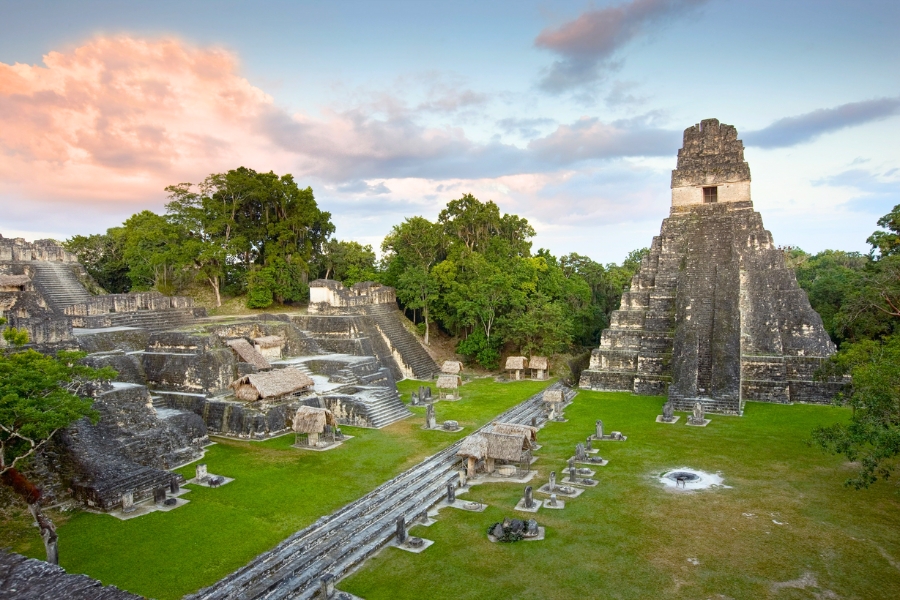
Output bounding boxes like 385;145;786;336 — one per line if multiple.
424;301;430;345
28;502;58;565
208;275;222;307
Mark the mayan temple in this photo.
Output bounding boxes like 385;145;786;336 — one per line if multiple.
579;118;842;414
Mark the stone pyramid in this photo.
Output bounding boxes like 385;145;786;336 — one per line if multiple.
579;119;842;414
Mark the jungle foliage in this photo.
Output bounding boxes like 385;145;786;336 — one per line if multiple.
794;203;900;488
381;194;646;367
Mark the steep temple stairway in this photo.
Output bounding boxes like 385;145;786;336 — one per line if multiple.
362;303;439;380
29;261;92;312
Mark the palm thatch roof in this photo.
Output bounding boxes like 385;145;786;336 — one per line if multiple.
490;422;538;444
505;356;526;370
0;274;30;287
252;335;284;349
528;356;549;370
292;405;336;433
456;434;487;460
542;389;564;403
436;374;460;389
226;338;271;370
230;368;314;401
441;360;463;374
456;431;528;461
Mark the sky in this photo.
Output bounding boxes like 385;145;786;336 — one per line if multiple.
1;0;899;263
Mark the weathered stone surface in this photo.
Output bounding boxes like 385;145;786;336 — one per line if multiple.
0;550;142;599
580;119;841;414
62;383;205;510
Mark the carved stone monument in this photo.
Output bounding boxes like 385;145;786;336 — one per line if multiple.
580;119;843;413
524;486;534;509
425;403;437;429
196;463;208;482
121;491;135;513
396;516;407;544
687;401;710;426
446;482;456;504
595;420;603;439
549;471;556;492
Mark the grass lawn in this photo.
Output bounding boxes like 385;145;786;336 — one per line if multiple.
341;391;900;600
1;378;549;599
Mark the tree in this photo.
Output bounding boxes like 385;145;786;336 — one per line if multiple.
0;320;114;563
809;204;900;488
317;240;377;285
64;230;130;293
866;202;900;257
811;333;900;488
382;217;445;344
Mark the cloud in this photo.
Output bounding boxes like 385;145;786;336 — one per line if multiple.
0;36;285;208
812;168;900;215
528;115;680;163
496;117;557;139
605;80;648;107
535;0;708;93
744;97;900;148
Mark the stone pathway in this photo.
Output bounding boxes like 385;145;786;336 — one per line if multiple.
188;382;575;600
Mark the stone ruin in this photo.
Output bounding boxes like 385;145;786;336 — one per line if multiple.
580;119;844;415
0;237;440;515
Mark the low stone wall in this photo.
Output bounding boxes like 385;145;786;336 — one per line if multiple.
65;292;194;317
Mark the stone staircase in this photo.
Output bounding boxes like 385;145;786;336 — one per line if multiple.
363;303;439;380
324;357;411;428
30;261;92;312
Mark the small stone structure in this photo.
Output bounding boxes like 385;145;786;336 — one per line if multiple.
505;356;526;380
657;400;679;423
542;389;564;417
687;402;711;427
252;335;284;360
579;119;844;414
292;406;339;448
424;403;437;429
436;374;461;400
529;356;549;380
308;279;396;312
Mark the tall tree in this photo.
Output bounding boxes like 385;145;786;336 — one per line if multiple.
382;217;445;344
0;321;114;564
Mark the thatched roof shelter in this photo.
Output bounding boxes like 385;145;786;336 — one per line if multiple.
231;368;314;401
226;338;271;370
528;356;548;370
441;360;463;374
490;422;538;444
252;335;284;349
292;405;335;434
543;389;564;403
505;356;526;370
456;431;529;461
436;374;460;389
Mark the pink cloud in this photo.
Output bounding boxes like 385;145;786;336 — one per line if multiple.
0;36;285;206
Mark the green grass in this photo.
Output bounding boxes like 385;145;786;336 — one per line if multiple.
341;392;900;600
1;378;548;599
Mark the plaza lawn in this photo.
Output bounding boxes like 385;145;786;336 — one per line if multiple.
2;378;549;600
341;391;900;600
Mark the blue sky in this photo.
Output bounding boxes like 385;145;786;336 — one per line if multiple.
1;0;898;262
